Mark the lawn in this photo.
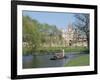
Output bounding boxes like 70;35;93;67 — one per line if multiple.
38;47;88;53
65;54;89;66
23;46;89;55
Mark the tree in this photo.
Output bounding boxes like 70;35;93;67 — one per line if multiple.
23;15;63;54
74;14;90;48
23;16;41;53
38;23;62;47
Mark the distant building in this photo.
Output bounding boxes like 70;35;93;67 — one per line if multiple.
61;23;87;47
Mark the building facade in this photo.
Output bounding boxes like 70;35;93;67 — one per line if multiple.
61;23;87;47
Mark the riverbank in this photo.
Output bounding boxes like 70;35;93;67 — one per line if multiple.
64;54;89;66
23;47;89;56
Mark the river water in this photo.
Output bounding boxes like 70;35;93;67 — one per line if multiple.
23;52;87;69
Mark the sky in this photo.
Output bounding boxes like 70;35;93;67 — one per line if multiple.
23;11;76;30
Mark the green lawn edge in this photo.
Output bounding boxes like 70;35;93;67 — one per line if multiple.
65;54;89;66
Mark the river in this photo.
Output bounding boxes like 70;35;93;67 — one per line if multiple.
23;52;88;69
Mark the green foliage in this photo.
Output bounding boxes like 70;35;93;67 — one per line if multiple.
22;16;62;55
23;46;32;55
23;16;41;52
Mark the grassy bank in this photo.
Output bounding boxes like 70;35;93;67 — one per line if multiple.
23;47;89;55
65;55;89;66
